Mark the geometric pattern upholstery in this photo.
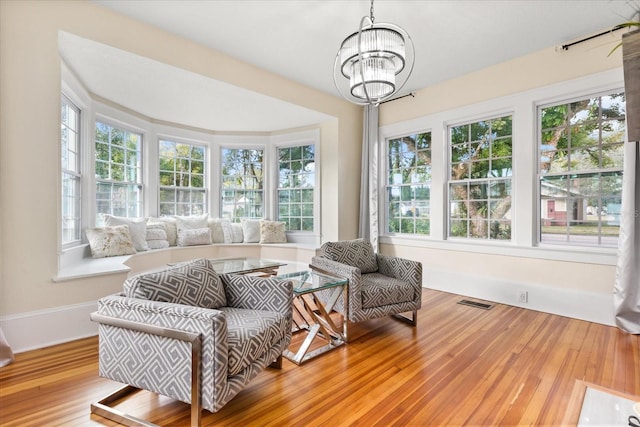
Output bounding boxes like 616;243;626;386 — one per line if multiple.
220;307;290;376
311;240;422;324
320;238;378;274
95;265;293;413
123;258;227;309
361;273;415;309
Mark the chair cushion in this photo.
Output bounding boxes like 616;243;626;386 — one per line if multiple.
361;273;415;309
321;239;378;273
124;258;227;309
220;307;289;376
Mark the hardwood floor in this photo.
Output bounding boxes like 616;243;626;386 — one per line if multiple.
1;289;638;426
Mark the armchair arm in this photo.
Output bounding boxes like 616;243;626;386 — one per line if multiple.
376;254;423;294
311;255;363;317
221;274;293;316
95;294;226;413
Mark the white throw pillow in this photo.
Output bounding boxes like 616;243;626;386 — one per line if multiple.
148;217;177;246
259;220;287;244
208;218;233;243
231;223;244;243
85;225;137;258
103;215;149;251
175;214;209;233
177;227;212;246
241;219;261;243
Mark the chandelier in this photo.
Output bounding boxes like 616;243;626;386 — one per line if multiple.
333;0;415;106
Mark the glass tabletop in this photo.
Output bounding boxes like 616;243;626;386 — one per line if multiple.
275;269;347;295
208;258;286;275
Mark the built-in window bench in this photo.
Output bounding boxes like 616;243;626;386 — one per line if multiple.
54;242;320;282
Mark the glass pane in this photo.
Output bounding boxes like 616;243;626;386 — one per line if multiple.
450;220;468;237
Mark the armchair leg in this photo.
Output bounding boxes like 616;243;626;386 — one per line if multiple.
91;385;161;427
392;310;417;326
269;355;283;369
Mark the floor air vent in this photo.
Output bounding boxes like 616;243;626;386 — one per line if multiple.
458;299;493;310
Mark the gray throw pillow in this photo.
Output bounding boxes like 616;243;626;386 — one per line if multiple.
321;238;378;273
124;258;226;308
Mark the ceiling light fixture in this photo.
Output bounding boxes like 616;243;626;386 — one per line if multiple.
333;0;415;106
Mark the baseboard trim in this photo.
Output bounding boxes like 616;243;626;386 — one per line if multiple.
425;268;615;326
0;301;98;354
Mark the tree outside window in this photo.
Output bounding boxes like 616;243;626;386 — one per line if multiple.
159;140;206;216
277;145;315;231
387;132;432;235
95;121;142;224
539;93;625;247
220;148;263;222
448;116;513;240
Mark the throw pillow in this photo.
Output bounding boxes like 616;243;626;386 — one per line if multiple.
148;217;177;246
208;218;233;243
177;227;212;246
230;223;244;243
321;238;378;273
103;214;149;251
124;258;226;308
241;219;261;243
85;225;137;259
174;213;208;233
259;220;287;244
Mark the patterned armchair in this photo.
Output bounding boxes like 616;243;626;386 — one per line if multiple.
90;258;293;427
311;239;422;330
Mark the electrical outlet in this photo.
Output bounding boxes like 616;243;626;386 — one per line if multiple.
518;290;528;304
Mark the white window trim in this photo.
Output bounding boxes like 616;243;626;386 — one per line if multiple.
378;68;624;265
446;113;514;242
157;135;209;216
270;129;321;245
384;130;433;237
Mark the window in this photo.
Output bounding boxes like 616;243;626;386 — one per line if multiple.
539;92;625;247
159;139;206;216
61;96;81;245
220;148;263;221
449;116;513;240
95;121;142;224
386;133;432;235
277;145;315;231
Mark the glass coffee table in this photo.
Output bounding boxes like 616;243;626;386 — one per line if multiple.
275;267;348;365
208;258;286;276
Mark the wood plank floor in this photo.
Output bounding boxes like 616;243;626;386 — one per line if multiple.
1;289;638;426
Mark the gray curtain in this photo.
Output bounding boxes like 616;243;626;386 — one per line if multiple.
358;105;379;251
613;139;640;334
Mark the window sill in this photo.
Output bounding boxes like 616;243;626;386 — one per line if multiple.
380;235;619;266
54;242;320;282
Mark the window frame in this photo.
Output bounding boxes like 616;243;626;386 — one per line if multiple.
378;69;622;266
158;138;208;216
94;119;144;224
536;90;626;248
218;145;266;222
385;131;433;236
276;143;316;233
447;114;514;242
60;94;82;247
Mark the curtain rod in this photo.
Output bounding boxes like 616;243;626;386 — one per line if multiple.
561;26;626;50
380;92;415;104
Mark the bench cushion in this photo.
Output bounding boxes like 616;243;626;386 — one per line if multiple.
220;307;289;376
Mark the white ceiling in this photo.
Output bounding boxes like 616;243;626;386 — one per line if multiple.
66;0;638;132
